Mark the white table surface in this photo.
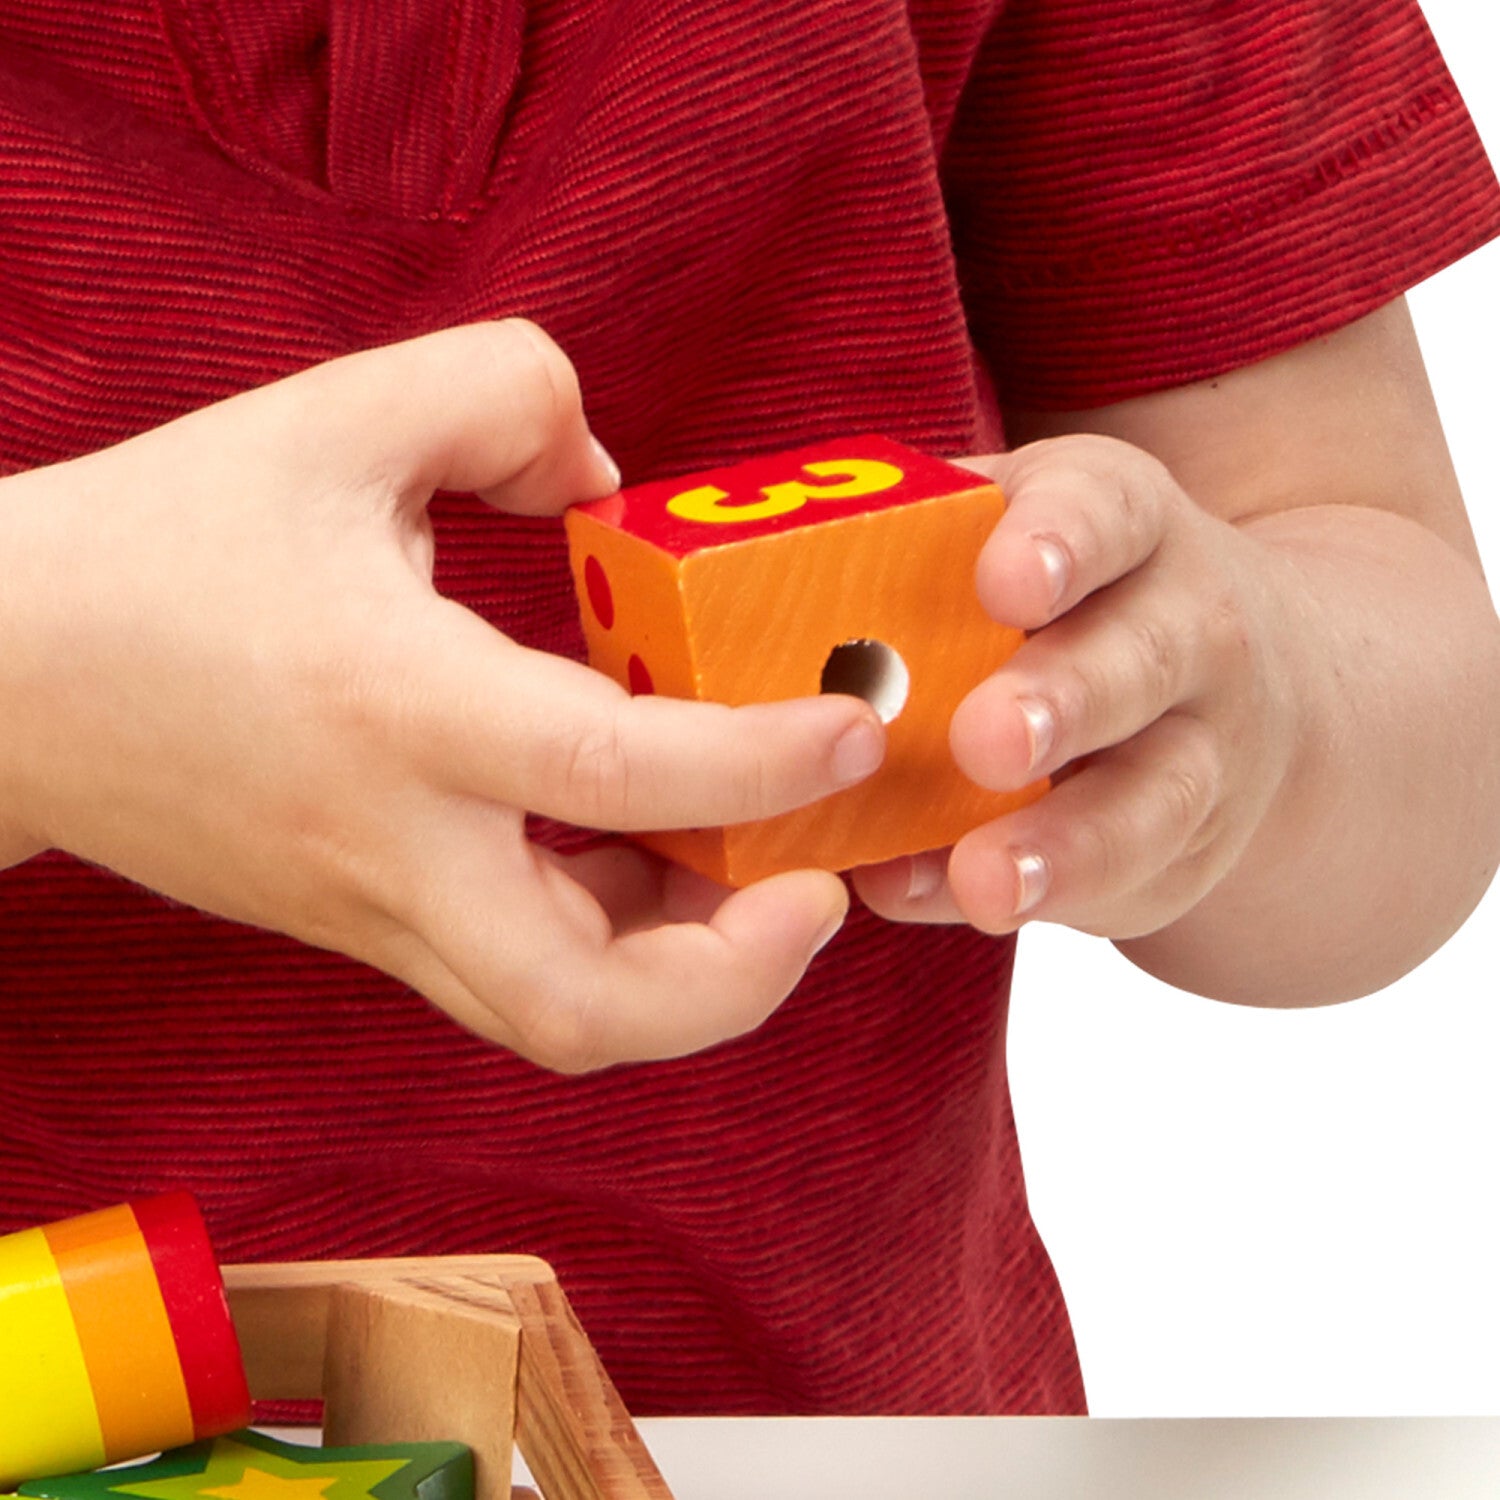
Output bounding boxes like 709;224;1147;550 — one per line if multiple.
269;1416;1500;1499
623;1417;1500;1500
267;1416;1500;1500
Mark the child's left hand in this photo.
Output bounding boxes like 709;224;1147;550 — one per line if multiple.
851;433;1301;938
855;300;1500;1004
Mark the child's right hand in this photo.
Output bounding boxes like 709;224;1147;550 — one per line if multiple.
0;323;885;1071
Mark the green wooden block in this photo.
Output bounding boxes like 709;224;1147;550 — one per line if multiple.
17;1430;473;1500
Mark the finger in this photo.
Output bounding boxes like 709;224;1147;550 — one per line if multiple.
243;320;621;515
0;818;45;872
555;866;846;1065
531;841;673;933
964;436;1181;630
946;712;1226;938
949;567;1206;792
399;835;849;1071
849;849;968;925
532;843;736;934
411;606;887;831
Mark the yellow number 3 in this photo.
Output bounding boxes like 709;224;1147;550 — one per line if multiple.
666;458;905;525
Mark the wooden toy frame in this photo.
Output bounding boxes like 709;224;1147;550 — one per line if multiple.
222;1257;673;1500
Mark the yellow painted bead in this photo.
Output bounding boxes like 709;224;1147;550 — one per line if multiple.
0;1227;106;1488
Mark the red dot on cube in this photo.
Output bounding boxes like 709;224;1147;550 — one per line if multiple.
583;555;614;630
627;655;654;695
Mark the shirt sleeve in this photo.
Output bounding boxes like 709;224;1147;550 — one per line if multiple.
942;0;1500;410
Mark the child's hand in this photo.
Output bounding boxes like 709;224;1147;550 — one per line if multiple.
852;434;1298;940
0;323;884;1071
857;302;1499;1004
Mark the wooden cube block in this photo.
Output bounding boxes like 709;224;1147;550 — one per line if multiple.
221;1255;674;1500
322;1280;518;1500
565;435;1046;885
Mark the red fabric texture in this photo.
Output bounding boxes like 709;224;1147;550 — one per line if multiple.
945;3;1500;408
0;0;1496;1418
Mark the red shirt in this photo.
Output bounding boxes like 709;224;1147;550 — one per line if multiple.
1;0;1496;1417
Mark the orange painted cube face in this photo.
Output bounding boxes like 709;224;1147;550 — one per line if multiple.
565;435;1045;886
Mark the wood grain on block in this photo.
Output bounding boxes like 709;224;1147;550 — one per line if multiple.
222;1256;552;1401
220;1257;675;1500
488;1276;673;1500
322;1280;520;1500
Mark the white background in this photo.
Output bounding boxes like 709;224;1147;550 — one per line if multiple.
1010;3;1500;1417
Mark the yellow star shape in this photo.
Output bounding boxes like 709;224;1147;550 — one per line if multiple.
201;1475;336;1500
115;1439;406;1500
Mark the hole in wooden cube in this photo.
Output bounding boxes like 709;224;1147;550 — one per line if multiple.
820;638;909;723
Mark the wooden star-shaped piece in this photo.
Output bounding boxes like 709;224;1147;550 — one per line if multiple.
17;1432;472;1500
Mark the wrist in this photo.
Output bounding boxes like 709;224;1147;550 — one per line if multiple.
0;466;69;868
1123;501;1500;1005
1111;516;1345;1003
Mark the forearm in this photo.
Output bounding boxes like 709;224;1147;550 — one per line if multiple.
1120;502;1500;1005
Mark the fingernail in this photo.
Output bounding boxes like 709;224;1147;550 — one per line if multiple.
905;852;945;902
1034;536;1071;609
590;435;622;492
1013;850;1050;915
832;718;884;788
1015;696;1056;773
812;907;846;956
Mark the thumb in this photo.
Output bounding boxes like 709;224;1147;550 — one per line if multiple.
243;320;622;516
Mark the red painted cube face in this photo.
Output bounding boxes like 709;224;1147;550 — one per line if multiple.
565;435;1044;886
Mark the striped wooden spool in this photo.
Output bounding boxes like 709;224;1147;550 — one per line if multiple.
0;1194;251;1488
